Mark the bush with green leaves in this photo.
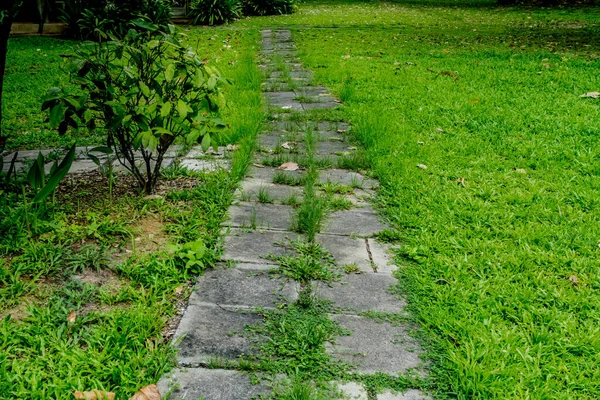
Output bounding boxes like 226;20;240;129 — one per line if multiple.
241;0;294;16
60;0;173;40
189;0;241;25
43;22;228;194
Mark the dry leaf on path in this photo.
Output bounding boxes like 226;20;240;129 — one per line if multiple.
336;129;346;133
278;162;299;171
226;144;239;151
580;92;600;99
347;146;357;151
417;164;428;170
281;142;296;150
67;310;77;324
252;163;265;168
74;390;115;400
129;384;161;400
514;168;527;174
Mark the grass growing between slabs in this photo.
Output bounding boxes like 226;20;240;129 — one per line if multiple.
0;28;263;399
242;0;600;398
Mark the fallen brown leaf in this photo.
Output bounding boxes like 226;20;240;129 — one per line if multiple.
278;162;299;171
252;163;265;168
580;92;600;99
74;390;115;400
281;142;296;150
440;70;456;77
568;275;579;285
342;54;351;59
226;144;239;151
129;384;161;400
456;177;466;187
417;164;428;170
514;168;527;174
67;310;77;324
435;128;444;133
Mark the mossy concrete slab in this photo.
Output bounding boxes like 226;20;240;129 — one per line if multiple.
237;177;304;204
173;304;261;366
189;267;297;308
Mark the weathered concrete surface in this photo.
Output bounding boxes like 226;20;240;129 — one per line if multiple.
369;239;398;275
225;202;295;231
318;273;405;313
180;158;231;172
189;267;297;308
327;314;422;375
173;304;261;366
158;368;271;400
337;382;368;400
322;208;386;237
222;228;303;263
237;177;304;203
378;389;429;400
317;234;373;273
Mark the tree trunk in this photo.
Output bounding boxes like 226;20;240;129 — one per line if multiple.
0;0;16;152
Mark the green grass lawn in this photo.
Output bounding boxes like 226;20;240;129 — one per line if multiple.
239;1;600;398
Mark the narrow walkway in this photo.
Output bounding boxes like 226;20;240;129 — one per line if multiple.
158;29;427;400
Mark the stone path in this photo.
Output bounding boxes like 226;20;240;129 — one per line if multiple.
157;30;428;400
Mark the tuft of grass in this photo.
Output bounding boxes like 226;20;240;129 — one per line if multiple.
257;187;274;204
273;171;305;186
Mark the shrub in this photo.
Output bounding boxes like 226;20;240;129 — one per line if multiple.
241;0;294;16
189;0;241;25
43;22;228;194
60;0;173;40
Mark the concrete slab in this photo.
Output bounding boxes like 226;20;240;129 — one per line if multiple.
174;304;262;366
327;315;422;375
318;273;405;313
158;367;271;400
189;267;297;308
180;158;231;172
225;202;295;231
265;92;304;111
222;228;303;263
317;234;373;273
323;208;386;237
247;165;305;185
237;177;304;204
302;102;341;110
336;382;368;400
378;389;429;400
320;169;378;190
369;239;398;275
316;140;352;155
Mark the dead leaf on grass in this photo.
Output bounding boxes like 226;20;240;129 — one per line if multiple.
336;129;346;133
417;164;428;170
74;390;115;400
67;310;77;324
456;177;466;187
580;92;600;99
568;275;579;285
440;70;457;77
435;127;444;133
252;163;265;168
347;146;357;151
278;162;299;171
342;54;351;59
281;142;296;150
226;144;239;151
514;168;527;174
417;141;424;145
129;384;161;400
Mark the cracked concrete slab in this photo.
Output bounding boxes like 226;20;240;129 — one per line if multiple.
317;234;373;273
222;228;303;263
327;314;423;375
237;177;304;204
378;389;429;400
322;208;386;237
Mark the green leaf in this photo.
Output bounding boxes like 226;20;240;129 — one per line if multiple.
131;19;159;32
177;99;188;119
160;102;172;118
139;82;151;98
201;133;211;152
141;131;158;152
33;144;76;203
165;64;175;82
26;152;45;190
49;104;65;129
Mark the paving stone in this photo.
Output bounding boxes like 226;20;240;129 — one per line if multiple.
323;208;386;237
158;367;271;400
295;86;330;97
247;165;305;184
264;92;304;111
302;101;341;110
336;382;368;400
378;389;429;400
320;169;378;189
318;273;405;313
222;228;303;263
47;159;98;174
368;239;398;275
1;161;26;173
189;267;297;307
274;30;292;41
317;234;373;273
327;314;422;375
225;202;295;231
3;149;54;162
180;158;231;172
316;140;351;155
174;304;261;366
237;177;304;203
261;29;272;38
